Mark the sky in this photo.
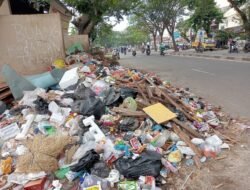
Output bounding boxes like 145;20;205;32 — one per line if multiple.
112;0;230;31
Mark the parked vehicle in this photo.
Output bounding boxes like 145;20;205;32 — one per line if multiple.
229;41;238;53
243;41;250;53
146;44;151;55
160;43;166;56
192;30;216;50
132;48;136;56
112;49;120;59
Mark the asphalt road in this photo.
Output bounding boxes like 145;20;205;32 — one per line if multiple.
120;52;250;118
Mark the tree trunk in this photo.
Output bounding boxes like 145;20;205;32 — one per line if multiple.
153;34;157;51
181;32;190;43
171;34;178;51
167;27;178;51
159;31;164;43
82;20;95;35
227;0;250;39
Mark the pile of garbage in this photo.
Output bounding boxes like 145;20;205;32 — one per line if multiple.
0;50;232;190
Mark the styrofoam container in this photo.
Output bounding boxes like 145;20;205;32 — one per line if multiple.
59;67;79;89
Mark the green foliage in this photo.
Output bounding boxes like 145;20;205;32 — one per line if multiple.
187;0;223;34
215;30;235;42
176;19;191;42
94;26;149;48
64;0;140;35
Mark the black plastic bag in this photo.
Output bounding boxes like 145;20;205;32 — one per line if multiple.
120;87;137;100
74;85;96;100
34;97;49;115
115;151;162;179
91;161;110;178
119;117;139;132
102;88;121;106
70;149;100;172
0;101;6;115
72;97;105;120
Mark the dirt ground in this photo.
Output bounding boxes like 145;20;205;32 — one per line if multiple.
165;124;250;190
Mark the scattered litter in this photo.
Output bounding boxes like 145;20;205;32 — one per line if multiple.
0;48;235;189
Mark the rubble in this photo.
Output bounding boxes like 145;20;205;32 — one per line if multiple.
0;49;238;190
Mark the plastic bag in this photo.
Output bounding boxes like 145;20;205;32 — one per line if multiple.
167;150;182;163
118;180;139;190
115;151;162;179
91;80;110;96
53;59;66;69
80;175;111;190
55;167;70;179
74;85;96;100
72;97;105;120
90;161;110;178
72;141;97;161
102;88;121;106
122;97;137;111
151;130;170;148
119;117;139;132
120;87;137;99
1;157;12;174
0;101;6;114
70;150;100;172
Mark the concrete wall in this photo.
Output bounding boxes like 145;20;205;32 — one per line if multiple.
0;0;10;15
0;13;65;81
64;35;89;51
49;0;72;34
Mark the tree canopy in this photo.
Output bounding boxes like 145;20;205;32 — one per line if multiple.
187;0;223;35
64;0;140;38
227;0;250;39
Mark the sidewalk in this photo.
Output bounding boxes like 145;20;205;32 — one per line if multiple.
166;49;250;62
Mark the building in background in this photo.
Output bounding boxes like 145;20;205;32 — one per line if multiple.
219;5;246;34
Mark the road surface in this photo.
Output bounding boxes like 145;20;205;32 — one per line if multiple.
120;52;250;118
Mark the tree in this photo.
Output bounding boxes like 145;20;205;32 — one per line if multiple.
64;0;140;38
176;19;191;42
129;14;158;51
187;0;223;35
149;0;187;51
227;0;250;39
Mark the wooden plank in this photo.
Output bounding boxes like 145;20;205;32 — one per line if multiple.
145;77;198;122
137;85;150;105
112;107;147;117
173;124;202;167
146;86;153;98
0;90;11;99
173;118;202;138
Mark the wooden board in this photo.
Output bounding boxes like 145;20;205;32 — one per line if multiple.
0;13;65;82
143;103;177;124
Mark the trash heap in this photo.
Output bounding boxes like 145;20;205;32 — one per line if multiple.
0;51;232;190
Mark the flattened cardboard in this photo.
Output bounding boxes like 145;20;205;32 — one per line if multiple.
143;103;177;124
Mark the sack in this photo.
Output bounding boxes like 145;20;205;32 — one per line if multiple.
115;151;162;179
70;150;100;173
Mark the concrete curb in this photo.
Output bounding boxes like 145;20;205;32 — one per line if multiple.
167;52;250;62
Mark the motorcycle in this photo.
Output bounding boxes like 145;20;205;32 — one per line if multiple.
132;49;136;56
195;42;204;53
229;41;238;53
141;47;145;54
145;45;151;55
243;41;250;53
160;46;166;56
112;49;120;60
160;50;165;56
